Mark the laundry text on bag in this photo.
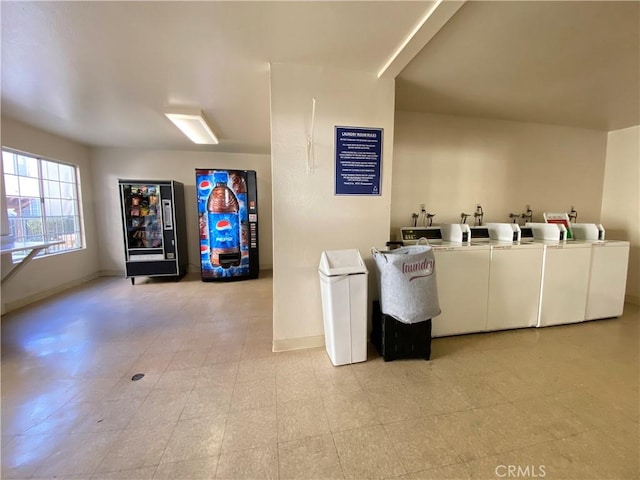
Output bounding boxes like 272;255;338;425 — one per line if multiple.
402;259;435;282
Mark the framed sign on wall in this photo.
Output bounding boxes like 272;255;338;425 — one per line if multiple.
335;126;383;196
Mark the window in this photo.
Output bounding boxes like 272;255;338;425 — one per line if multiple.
2;149;83;262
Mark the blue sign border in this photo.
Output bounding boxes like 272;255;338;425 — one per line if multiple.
335;126;383;196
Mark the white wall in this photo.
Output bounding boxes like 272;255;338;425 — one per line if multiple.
270;63;396;352
1;117;99;313
391;111;608;238
90;148;272;275
602;126;640;305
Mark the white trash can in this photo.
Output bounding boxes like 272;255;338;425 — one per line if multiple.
318;249;368;366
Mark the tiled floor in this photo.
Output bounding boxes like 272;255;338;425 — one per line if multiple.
1;271;639;480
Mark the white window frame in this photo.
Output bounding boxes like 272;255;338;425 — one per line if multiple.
2;148;85;263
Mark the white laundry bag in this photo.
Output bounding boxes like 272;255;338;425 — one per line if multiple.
371;244;441;324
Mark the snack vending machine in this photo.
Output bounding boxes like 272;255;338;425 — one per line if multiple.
195;169;259;281
119;179;188;284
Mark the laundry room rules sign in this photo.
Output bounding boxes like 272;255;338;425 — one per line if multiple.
335;126;383;196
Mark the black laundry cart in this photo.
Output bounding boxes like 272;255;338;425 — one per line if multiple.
371;300;432;361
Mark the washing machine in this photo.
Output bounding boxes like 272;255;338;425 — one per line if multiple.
537;241;592;327
430;242;491;337
486;241;545;331
583;240;630;320
400;226;491;337
399;226;444;245
571;224;630;320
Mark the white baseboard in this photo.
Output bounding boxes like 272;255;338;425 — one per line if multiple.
2;272;101;315
272;335;325;353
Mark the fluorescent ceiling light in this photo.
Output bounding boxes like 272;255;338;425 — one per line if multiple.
165;107;219;144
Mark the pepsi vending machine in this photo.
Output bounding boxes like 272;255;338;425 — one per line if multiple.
196;169;259;281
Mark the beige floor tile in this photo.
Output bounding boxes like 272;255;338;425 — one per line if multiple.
95;423;176;473
432;349;514;379
404;376;474;416
83;354;141;378
277;397;331;443
464;445;578;480
393;360;437;384
275;349;314;376
278;434;344;480
236;356;277;383
230;377;276;412
351;361;407;390
2;275;637;480
23;400;96;436
203;344;243;365
322;391;380;432
143;335;183;355
180;386;233;420
221;405;277;453
215;444;278;480
276;371;320;404
1;380;80;435
65;376;123;404
152;367;200;392
195;362;239;389
32;430;121;477
242;338;276;359
1;434;60;479
308;347;335;370
106;373;161;399
153;456;218;479
166;349;208;371
126;390;190;428
451;375;510;409
431;409;508;462
553;388;631;429
91;465;158;479
479;402;555;454
511;394;595;439
384;417;462;473
470;434;618;480
315;367;364;397
582;381;640;421
126;351;175;376
70;397;145;434
161;415;226;464
555;428;640;479
366;385;423;424
333;425;407;479
177;335;216;353
478;367;560;402
599;419;640;455
408;463;471;480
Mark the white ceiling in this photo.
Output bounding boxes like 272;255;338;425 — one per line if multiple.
396;0;640;131
2;1;639;154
